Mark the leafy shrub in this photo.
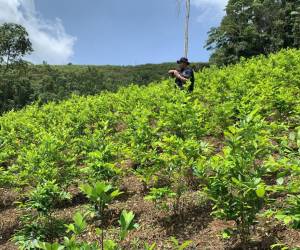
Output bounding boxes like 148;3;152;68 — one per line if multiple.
36;210;138;250
119;210;139;240
144;187;176;211
196;110;272;245
80;182;122;219
13;180;71;249
169;237;192;250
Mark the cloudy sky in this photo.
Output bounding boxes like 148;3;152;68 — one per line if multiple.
0;0;228;65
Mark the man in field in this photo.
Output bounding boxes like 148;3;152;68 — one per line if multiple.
168;57;195;92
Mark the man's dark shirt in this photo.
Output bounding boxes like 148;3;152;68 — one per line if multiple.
175;67;195;92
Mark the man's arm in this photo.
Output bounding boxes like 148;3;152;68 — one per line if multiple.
168;70;188;82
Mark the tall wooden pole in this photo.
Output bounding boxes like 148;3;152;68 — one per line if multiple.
184;0;191;58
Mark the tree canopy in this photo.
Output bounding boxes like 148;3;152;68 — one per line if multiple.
0;23;33;67
206;0;300;65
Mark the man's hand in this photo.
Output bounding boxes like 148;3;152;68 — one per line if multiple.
168;69;176;78
174;70;188;82
168;69;188;82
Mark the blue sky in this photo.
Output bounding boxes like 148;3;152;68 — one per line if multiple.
0;0;228;65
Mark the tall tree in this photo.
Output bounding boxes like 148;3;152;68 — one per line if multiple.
0;23;33;113
205;0;300;65
291;3;300;47
0;23;33;67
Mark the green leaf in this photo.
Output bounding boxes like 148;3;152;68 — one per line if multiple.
291;11;300;16
144;242;157;250
65;223;75;233
283;216;293;225
119;210;138;240
73;212;85;226
71;212;87;234
80;184;93;197
276;177;284;185
271;243;288;250
256;184;265;198
178;240;192;250
170;236;179;246
231;177;241;185
104;240;118;250
36;242;65;250
221;229;232;239
289;132;296;141
95;228;102;236
111;189;123;199
253;177;261;185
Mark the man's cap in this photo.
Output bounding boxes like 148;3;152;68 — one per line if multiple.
177;57;190;65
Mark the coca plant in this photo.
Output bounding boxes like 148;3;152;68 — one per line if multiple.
196;110;273;245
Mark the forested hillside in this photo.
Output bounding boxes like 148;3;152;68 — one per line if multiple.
0;49;299;249
0;62;207;114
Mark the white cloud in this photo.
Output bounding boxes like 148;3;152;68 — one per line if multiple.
0;0;76;64
191;0;228;23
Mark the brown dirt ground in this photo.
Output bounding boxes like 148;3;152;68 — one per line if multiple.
0;175;300;250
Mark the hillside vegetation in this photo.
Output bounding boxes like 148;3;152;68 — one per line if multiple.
0;49;299;249
0;62;207;114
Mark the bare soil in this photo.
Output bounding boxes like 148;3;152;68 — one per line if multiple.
0;175;299;250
